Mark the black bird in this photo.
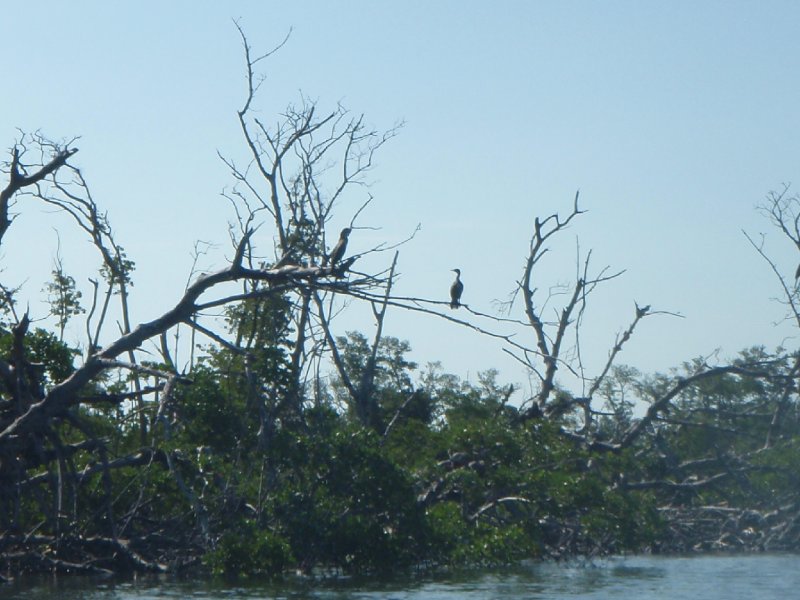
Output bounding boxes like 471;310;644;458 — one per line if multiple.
795;263;800;281
328;228;351;266
450;268;464;309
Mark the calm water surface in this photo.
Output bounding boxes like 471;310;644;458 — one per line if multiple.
2;554;798;599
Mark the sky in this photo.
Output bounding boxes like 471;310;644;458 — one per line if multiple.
1;1;799;397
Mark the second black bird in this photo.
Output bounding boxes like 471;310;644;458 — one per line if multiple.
450;268;464;309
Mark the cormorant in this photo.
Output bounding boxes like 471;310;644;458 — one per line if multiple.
450;268;464;309
328;228;351;266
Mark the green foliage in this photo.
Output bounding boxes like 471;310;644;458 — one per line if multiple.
640;347;800;510
9;290;797;578
333;332;423;426
267;420;426;573
43;262;85;340
100;246;135;288
175;365;254;454
0;326;77;387
205;521;293;579
177;330;672;574
423;502;539;566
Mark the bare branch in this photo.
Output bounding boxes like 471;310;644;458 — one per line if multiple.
0;136;78;246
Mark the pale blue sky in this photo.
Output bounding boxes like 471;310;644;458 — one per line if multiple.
1;1;799;393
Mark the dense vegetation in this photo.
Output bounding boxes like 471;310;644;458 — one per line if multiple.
2;319;799;579
2;31;800;581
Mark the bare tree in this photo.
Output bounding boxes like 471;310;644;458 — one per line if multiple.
501;192;640;429
215;24;408;428
500;192;791;456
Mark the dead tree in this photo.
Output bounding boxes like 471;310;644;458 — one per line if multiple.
505;192;639;431
216;24;407;429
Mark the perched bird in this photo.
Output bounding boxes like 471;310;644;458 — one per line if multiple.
328;228;351;266
450;268;464;309
795;263;800;281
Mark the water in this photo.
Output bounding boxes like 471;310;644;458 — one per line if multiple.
2;554;798;599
